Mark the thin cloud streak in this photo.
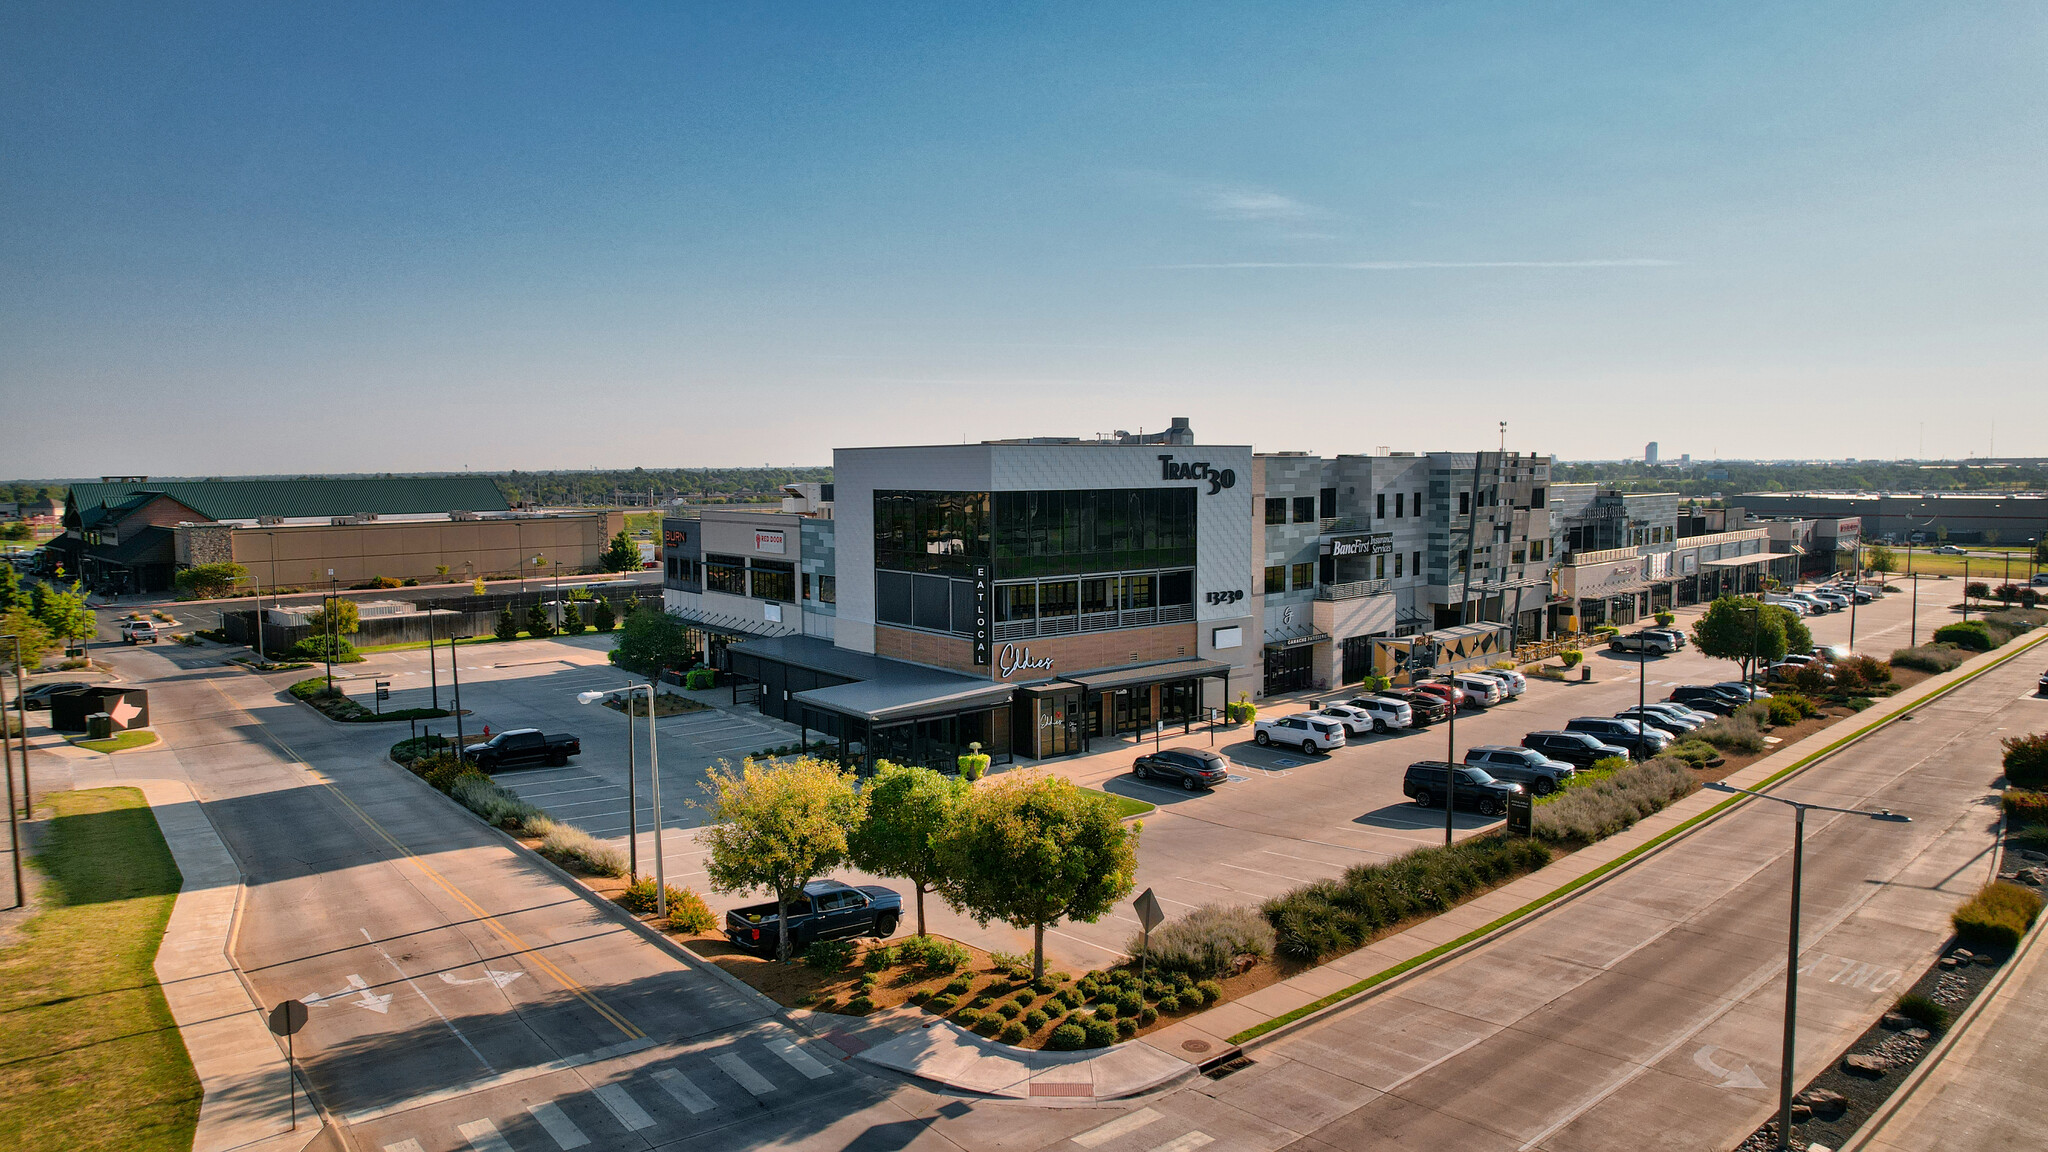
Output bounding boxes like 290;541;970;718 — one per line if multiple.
1156;258;1679;269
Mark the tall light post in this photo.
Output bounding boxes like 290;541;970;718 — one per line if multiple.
579;684;662;917
1847;542;1859;652
324;569;337;691
1704;781;1910;1150
5;633;27;816
2;634;23;906
1907;543;1919;647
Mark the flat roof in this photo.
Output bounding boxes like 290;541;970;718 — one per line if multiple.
1702;552;1798;567
729;634;1016;724
1065;658;1233;693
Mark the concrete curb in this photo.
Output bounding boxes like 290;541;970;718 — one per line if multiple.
1202;627;2048;1054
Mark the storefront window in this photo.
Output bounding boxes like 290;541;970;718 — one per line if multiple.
1123;572;1155;610
1159;569;1193;607
1038;579;1078;620
996;582;1037;623
817;574;836;603
1082;576;1118;615
749;559;794;603
993;488;1195;579
874;491;991;575
705;553;745;595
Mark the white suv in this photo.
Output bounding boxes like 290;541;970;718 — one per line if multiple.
1469;668;1526;697
1310;704;1376;738
119;619;158;644
1343;695;1414;733
1254;714;1347;754
1450;673;1506;707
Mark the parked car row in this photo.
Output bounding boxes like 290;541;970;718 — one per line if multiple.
1608;626;1686;654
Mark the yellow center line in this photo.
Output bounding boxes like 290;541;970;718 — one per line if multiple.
199;675;644;1040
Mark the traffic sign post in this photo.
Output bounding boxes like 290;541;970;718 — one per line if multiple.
374;681;391;715
1133;888;1165;982
267;999;308;1128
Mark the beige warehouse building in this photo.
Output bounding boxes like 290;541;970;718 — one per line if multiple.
176;510;625;588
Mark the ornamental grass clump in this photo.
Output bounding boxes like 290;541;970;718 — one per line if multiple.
1531;758;1698;848
1694;710;1768;755
1261;836;1552;964
537;823;626;877
1952;882;2044;952
449;773;543;829
1128;903;1274;978
1891;643;1968;673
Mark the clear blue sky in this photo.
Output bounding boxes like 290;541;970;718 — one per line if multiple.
3;2;2042;476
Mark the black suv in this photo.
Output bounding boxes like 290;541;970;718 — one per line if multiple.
1563;717;1669;759
1666;685;1742;715
1523;730;1633;767
1464;746;1575;796
1377;688;1450;726
1402;761;1522;816
1132;747;1230;791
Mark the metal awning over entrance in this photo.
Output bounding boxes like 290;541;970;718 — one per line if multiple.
1703;552;1797;567
1064;657;1234;694
1262;630;1331;651
667;604;798;640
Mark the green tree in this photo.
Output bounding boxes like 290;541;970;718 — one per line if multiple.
934;770;1140;980
600;530;639;573
35;581;97;655
1688;596;1787;686
0;561;19;612
699;756;867;962
473;575;489;595
559;600;587;635
608;606;695;675
1866;544;1897;575
1768;603;1811;656
494;604;521;641
0;521;31;541
174;562;250;600
525;601;556;638
307;596;359;637
0;605;54;668
2035;540;2048;566
593;599;618;633
847;763;969;937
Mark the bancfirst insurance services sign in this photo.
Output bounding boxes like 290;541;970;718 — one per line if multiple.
1324;533;1393;558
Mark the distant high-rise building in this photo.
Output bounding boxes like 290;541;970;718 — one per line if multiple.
1680;453;1692;468
1645;441;1660;466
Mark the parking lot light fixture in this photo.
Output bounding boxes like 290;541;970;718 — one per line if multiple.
1703;780;1909;1150
578;684;659;914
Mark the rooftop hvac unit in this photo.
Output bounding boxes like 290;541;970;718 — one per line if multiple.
257;516;284;526
449;510;478;521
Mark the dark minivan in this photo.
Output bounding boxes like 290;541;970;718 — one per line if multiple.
1132;747;1230;791
1402;761;1522;817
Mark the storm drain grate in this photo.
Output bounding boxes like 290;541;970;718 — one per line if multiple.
1203;1056;1255;1081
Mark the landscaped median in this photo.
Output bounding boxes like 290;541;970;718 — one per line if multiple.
291;676;449;722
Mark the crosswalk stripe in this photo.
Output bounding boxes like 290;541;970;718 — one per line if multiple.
382;1141;425;1152
525;1102;590;1149
593;1083;656;1131
653;1067;716;1114
713;1052;779;1096
764;1036;833;1079
1147;1135;1213;1152
1073;1108;1163;1147
457;1119;516;1152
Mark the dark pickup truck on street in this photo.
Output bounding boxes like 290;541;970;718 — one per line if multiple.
461;728;581;771
725;879;902;956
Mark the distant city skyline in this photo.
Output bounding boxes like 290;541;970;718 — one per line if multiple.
3;2;2042;476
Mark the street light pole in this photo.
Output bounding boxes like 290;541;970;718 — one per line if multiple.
1704;781;1909;1150
1907;544;1919;647
6;634;27;817
1847;543;1859;651
2;638;20;905
1444;678;1458;847
579;684;661;916
324;569;336;691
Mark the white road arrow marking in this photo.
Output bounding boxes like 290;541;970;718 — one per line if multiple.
303;974;393;1013
1693;1044;1766;1090
438;969;526;990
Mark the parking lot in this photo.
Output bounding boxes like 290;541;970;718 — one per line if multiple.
320;576;1967;973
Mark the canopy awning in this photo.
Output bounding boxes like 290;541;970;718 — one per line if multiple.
1066;657;1234;693
1703;552;1797;568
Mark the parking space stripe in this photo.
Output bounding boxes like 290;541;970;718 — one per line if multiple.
1072;1107;1162;1147
525;1102;590;1149
593;1083;656;1131
1147;1135;1213;1152
713;1052;778;1096
457;1119;515;1152
382;1141;425;1152
765;1036;833;1079
653;1068;716;1114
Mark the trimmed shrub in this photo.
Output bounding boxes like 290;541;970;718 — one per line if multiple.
1533;758;1697;847
1262;835;1554;963
1893;992;1950;1033
616;877;693;916
1115;990;1142;1016
846;994;875;1014
898;934;970;975
1129;903;1274;978
1933;621;1993;651
957;753;990;781
537;824;626;876
1116;1017;1137;1038
1023;1008;1049;1031
999;1020;1028;1043
942;975;974;997
1695;711;1768;755
2003;733;2048;791
1952;882;2043;952
996;999;1022;1019
803;938;860;971
1195;979;1223;1006
1093;1001;1117;1021
1083;1019;1117;1047
1559;649;1585;669
954;1008;983;1028
1891;643;1968;673
1765;698;1805;727
1138;1005;1158;1026
863;944;898;971
1012;988;1035;1007
1663;740;1720;769
925;993;957;1013
664;889;717;933
2003;790;2048;825
1048;1023;1087;1050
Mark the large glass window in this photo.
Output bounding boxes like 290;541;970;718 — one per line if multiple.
1038;579;1078;621
1293;496;1316;524
1082;576;1119;615
1123;573;1155;611
993;488;1195;578
749;559;794;603
1264;565;1286;594
1292;562;1314;591
996;583;1037;623
874;491;991;575
1159;569;1193;607
877;571;912;624
706;553;745;595
817;575;836;603
1265;498;1287;525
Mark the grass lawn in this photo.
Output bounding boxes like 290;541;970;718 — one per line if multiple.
0;787;199;1151
71;730;160;754
1082;788;1156;818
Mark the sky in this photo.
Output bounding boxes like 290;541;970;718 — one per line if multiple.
2;2;2043;477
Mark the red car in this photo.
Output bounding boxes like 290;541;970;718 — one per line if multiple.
1410;680;1467;711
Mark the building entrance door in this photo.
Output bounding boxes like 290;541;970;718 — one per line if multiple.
1036;691;1079;758
1265;646;1312;695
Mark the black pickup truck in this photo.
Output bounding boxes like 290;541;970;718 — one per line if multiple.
724;879;902;956
461;728;581;771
